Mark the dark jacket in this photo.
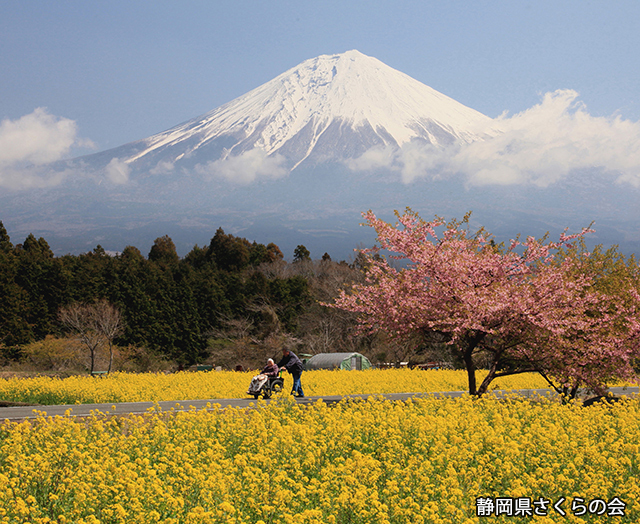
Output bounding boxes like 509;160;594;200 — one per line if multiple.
277;351;304;375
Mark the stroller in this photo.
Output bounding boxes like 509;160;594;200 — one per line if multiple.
247;370;285;399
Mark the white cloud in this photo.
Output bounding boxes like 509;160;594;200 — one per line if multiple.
347;90;640;187
346;146;397;172
0;165;71;190
105;158;131;184
196;149;288;184
0;108;95;189
345;142;448;184
149;160;176;175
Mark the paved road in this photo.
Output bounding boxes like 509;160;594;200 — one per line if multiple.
1;387;637;422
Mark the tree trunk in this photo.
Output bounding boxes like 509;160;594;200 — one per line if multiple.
108;341;113;374
561;383;581;401
476;355;500;397
461;332;486;396
463;347;477;395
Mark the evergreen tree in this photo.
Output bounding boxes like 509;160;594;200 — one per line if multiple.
0;230;31;349
14;234;68;341
208;228;251;271
60;245;113;304
182;244;209;270
293;245;311;263
0;221;12;253
148;235;179;265
111;246;157;348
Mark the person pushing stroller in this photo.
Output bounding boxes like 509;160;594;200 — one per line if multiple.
277;348;304;398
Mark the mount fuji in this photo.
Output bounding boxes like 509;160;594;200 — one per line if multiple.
3;50;638;258
78;50;498;178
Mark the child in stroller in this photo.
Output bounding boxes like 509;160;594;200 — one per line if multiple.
247;358;284;399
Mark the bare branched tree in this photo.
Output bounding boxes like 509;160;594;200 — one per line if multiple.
59;300;124;374
59;303;103;373
92;300;124;373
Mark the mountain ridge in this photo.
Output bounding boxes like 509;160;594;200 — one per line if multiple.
89;50;498;176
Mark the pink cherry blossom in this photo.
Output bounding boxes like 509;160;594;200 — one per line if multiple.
328;209;640;397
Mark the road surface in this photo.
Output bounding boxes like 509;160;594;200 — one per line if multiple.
1;387;637;422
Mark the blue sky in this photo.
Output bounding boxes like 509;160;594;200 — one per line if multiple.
2;0;639;157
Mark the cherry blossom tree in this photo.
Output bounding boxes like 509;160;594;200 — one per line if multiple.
329;209;640;397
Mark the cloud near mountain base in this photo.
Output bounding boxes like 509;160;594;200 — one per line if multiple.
104;158;131;185
0;108;94;189
348;90;640;188
195;149;288;184
4;90;640;191
0;165;71;190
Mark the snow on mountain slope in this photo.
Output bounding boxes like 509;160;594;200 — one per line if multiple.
123;50;498;171
7;51;640;260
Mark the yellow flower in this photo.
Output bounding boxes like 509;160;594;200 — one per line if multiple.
0;375;638;522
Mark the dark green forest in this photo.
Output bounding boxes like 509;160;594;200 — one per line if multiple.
0;220;393;372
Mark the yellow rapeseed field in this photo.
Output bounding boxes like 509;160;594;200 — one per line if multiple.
0;369;555;405
0;395;638;523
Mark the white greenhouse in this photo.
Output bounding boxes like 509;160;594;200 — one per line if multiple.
304;352;372;371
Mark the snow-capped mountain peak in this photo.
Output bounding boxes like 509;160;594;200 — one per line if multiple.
123;50;497;170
